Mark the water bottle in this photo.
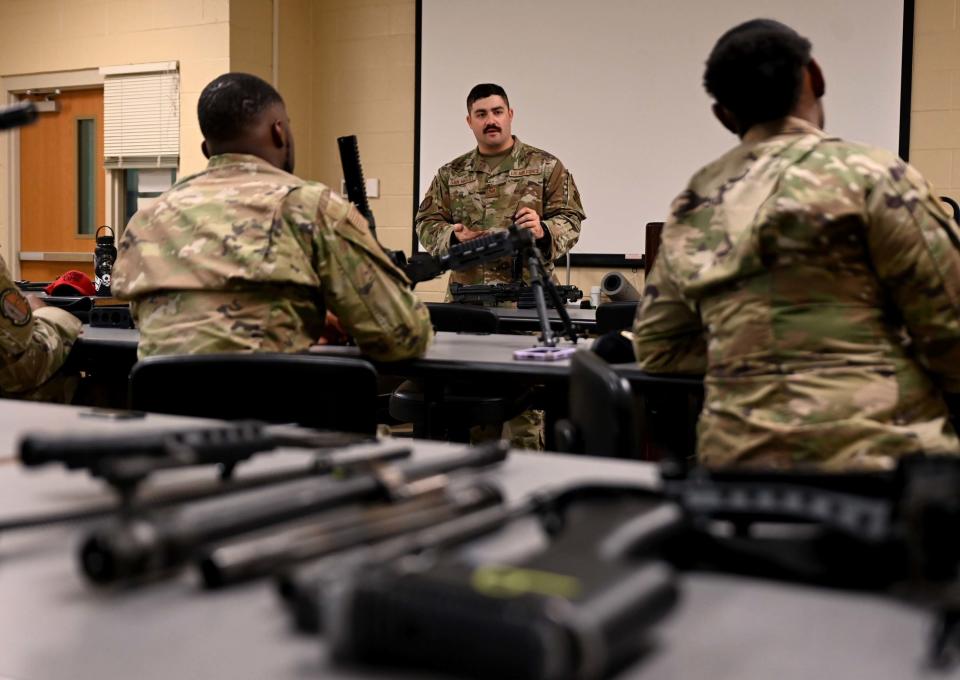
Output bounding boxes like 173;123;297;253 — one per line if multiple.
94;225;117;296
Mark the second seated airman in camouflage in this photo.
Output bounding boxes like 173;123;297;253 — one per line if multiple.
0;256;80;402
113;73;432;363
633;20;960;470
415;84;586;450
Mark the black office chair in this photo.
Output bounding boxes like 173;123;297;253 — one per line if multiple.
554;349;641;458
595;301;639;334
426;303;499;333
390;305;532;442
129;353;379;434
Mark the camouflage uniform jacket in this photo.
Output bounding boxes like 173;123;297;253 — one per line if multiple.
415;137;585;291
0;255;81;401
633;117;960;470
113;154;432;361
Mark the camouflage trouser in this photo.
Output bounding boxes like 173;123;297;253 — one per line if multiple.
472;409;545;451
3;372;78;404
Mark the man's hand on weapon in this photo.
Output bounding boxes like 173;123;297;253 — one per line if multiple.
514;207;544;239
452;223;485;242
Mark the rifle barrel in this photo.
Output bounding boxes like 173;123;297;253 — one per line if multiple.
78;441;509;585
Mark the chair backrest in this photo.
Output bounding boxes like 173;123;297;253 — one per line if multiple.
554;349;641;459
426;303;499;333
595;301;639;335
129;353;379;434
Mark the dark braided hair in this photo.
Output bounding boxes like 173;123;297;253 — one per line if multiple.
704;19;812;131
197;72;283;142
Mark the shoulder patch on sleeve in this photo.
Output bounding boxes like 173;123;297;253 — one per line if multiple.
419;195;432;212
1;288;32;327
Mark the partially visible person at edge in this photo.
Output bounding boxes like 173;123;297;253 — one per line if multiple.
0;258;80;402
415;83;585;297
113;73;432;362
414;83;586;450
633;19;960;470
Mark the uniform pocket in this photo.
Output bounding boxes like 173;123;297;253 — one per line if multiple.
448;177;480;224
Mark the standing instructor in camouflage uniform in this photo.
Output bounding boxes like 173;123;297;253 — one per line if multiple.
415;83;586;450
634;20;960;470
416;83;585;293
0;257;80;401
114;73;432;362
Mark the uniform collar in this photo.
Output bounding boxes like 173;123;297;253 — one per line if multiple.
467;136;525;174
206;153;278;170
741;116;826;146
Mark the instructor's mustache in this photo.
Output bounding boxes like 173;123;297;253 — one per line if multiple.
484;125;501;133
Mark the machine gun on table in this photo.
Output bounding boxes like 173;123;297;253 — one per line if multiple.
7;422;392;531
449;281;583;308
14;413;960;675
75;440;508;585
283;454;960;678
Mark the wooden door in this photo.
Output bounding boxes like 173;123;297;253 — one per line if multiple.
19;88;105;282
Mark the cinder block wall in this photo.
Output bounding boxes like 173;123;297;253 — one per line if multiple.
0;0;232;257
910;0;960;204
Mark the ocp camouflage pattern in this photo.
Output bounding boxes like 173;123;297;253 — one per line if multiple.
114;153;432;362
416;137;585;293
633;117;960;470
0;256;80;401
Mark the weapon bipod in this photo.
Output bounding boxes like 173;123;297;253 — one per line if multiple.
513;225;579;347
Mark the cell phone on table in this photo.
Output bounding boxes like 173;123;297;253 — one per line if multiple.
513;346;577;361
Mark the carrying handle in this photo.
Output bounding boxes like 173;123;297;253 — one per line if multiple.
95;225;115;240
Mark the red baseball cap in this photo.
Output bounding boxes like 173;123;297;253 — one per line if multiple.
45;270;96;297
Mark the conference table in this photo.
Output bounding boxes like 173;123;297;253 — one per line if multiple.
0;400;934;680
73;326;702;454
74;326;693;389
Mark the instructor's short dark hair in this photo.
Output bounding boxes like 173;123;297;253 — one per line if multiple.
704;19;812;130
467;83;509;112
197;72;284;142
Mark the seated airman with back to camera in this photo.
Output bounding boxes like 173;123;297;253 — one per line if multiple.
113;72;432;362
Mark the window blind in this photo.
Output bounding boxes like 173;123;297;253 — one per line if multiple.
101;64;179;169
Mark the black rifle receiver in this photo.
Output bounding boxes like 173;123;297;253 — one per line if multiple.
336;135;376;233
19;422;370;489
403;226;534;284
337;135;409;273
449;281;583;308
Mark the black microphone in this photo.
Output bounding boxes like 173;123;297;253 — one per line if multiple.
0;102;38;131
